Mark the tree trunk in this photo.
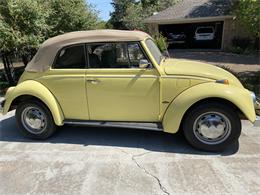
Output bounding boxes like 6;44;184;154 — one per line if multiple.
21;54;29;66
1;52;15;85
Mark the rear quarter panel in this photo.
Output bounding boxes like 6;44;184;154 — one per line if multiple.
3;80;64;125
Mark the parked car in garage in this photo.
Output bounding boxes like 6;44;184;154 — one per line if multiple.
167;32;186;44
195;26;215;41
1;30;259;151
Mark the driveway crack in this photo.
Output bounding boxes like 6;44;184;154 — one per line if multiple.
119;149;170;195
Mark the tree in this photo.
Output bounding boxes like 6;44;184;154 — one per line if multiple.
0;0;99;52
122;0;178;31
108;0;135;29
0;0;99;84
0;0;49;84
46;0;99;37
0;0;50;53
123;3;145;30
233;0;260;37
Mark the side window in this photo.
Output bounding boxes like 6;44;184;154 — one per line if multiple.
87;43;130;69
53;45;86;69
127;43;148;68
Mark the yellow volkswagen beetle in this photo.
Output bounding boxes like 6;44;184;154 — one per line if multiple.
1;30;259;151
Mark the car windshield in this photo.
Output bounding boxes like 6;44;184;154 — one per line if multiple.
145;39;164;65
197;28;213;33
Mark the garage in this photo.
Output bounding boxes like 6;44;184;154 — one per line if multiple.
159;21;223;49
144;0;237;50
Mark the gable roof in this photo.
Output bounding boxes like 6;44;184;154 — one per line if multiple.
144;0;234;23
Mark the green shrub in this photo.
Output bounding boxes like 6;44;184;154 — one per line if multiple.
154;33;168;52
229;46;244;54
232;37;252;49
220;66;260;96
230;37;256;54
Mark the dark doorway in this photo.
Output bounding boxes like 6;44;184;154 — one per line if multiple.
159;21;223;49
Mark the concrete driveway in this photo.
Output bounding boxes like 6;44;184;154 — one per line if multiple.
171;50;260;72
0;111;260;195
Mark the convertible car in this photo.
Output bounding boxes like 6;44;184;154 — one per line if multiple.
1;30;259;151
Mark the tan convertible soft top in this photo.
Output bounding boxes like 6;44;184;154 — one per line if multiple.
25;29;151;72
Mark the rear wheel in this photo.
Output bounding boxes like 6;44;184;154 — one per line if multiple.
16;100;56;139
183;102;241;152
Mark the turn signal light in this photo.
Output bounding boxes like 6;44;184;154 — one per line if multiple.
216;79;229;85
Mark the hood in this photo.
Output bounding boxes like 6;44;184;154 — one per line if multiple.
162;59;243;88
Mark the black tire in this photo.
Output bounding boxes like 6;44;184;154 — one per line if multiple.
16;100;57;139
183;102;241;152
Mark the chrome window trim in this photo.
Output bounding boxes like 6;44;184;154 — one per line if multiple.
161;76;214;81
85;41;155;70
85;76;159;79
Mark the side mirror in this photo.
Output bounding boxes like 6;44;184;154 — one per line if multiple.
139;59;149;69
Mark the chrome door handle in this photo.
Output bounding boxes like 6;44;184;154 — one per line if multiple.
86;78;100;84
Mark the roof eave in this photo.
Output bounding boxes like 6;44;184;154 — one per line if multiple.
144;15;234;24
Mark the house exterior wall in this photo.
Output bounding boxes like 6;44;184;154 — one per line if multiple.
222;18;252;50
222;18;233;50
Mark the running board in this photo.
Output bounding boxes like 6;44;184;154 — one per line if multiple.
64;120;163;131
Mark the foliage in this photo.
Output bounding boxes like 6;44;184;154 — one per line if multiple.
96;21;108;29
232;37;252;48
46;0;99;37
0;0;100;85
220;66;260;96
154;33;168;52
108;0;135;30
239;71;260;97
0;0;99;53
233;0;260;37
230;37;256;54
141;0;178;11
109;0;178;30
229;46;244;54
0;0;50;53
123;2;149;31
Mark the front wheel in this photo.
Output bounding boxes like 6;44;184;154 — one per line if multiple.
183;102;241;152
16;100;57;139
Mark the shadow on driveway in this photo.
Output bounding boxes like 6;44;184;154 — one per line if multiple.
0;115;239;156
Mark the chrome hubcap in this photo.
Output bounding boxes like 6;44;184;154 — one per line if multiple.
21;106;47;134
193;112;231;145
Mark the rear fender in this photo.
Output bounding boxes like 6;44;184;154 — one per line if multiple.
3;80;64;126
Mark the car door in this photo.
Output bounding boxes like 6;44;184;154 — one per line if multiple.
85;42;160;122
38;44;89;120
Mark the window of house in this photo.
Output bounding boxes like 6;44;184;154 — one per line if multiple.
53;44;86;69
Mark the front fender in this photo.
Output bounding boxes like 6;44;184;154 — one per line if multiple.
162;82;255;133
3;80;64;126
